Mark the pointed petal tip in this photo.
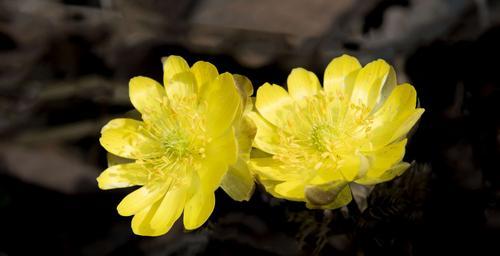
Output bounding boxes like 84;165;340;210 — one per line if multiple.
287;67;321;100
338;53;358;60
217;72;234;81
183;191;215;230
161;55;185;64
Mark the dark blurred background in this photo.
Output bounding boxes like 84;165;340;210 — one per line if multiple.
0;0;499;255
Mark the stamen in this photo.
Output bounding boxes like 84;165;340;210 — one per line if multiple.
137;93;208;184
271;93;372;178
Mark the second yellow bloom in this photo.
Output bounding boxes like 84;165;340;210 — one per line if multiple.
249;55;424;209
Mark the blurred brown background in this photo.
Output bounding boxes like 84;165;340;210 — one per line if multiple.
0;0;499;255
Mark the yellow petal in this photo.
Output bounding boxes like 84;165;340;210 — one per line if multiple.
255;83;292;127
233;74;254;120
338;154;369;181
201;73;241;138
249;157;288;181
97;163;148;190
349;59;391;110
183;189;215;230
366;84;423;149
304;181;350;209
162;55;190;85
389;108;425;142
372;83;417;123
149;184;187;234
247;111;281;155
287;68;321;100
366;139;407;177
234;74;254;97
131;200;162;236
165;71;197;100
324;185;353;209
236;115;257;157
129;76;166;116
221;157;255;201
274;180;305;201
342;68;360;100
100;118;161;159
310;167;344;185
198;128;236;191
372;107;424;149
372;67;397;112
385;162;410;178
198;157;227;192
355;162;411;185
210;127;238;165
306;185;352;210
190;61;219;91
117;182;168;216
323;54;362;95
357;139;410;186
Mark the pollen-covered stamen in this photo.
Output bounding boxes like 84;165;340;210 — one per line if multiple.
137;94;209;183
161;130;192;156
139;156;198;187
271;92;374;176
310;124;332;152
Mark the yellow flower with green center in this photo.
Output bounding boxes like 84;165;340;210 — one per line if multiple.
249;55;424;209
97;56;255;236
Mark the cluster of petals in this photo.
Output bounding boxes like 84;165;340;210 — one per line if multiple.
250;55;424;209
98;56;255;236
97;54;424;236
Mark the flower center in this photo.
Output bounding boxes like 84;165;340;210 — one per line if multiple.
162;130;192;157
139;94;209;183
310;124;336;152
272;92;373;177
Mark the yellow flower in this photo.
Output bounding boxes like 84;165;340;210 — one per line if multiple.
97;56;255;236
249;55;424;209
